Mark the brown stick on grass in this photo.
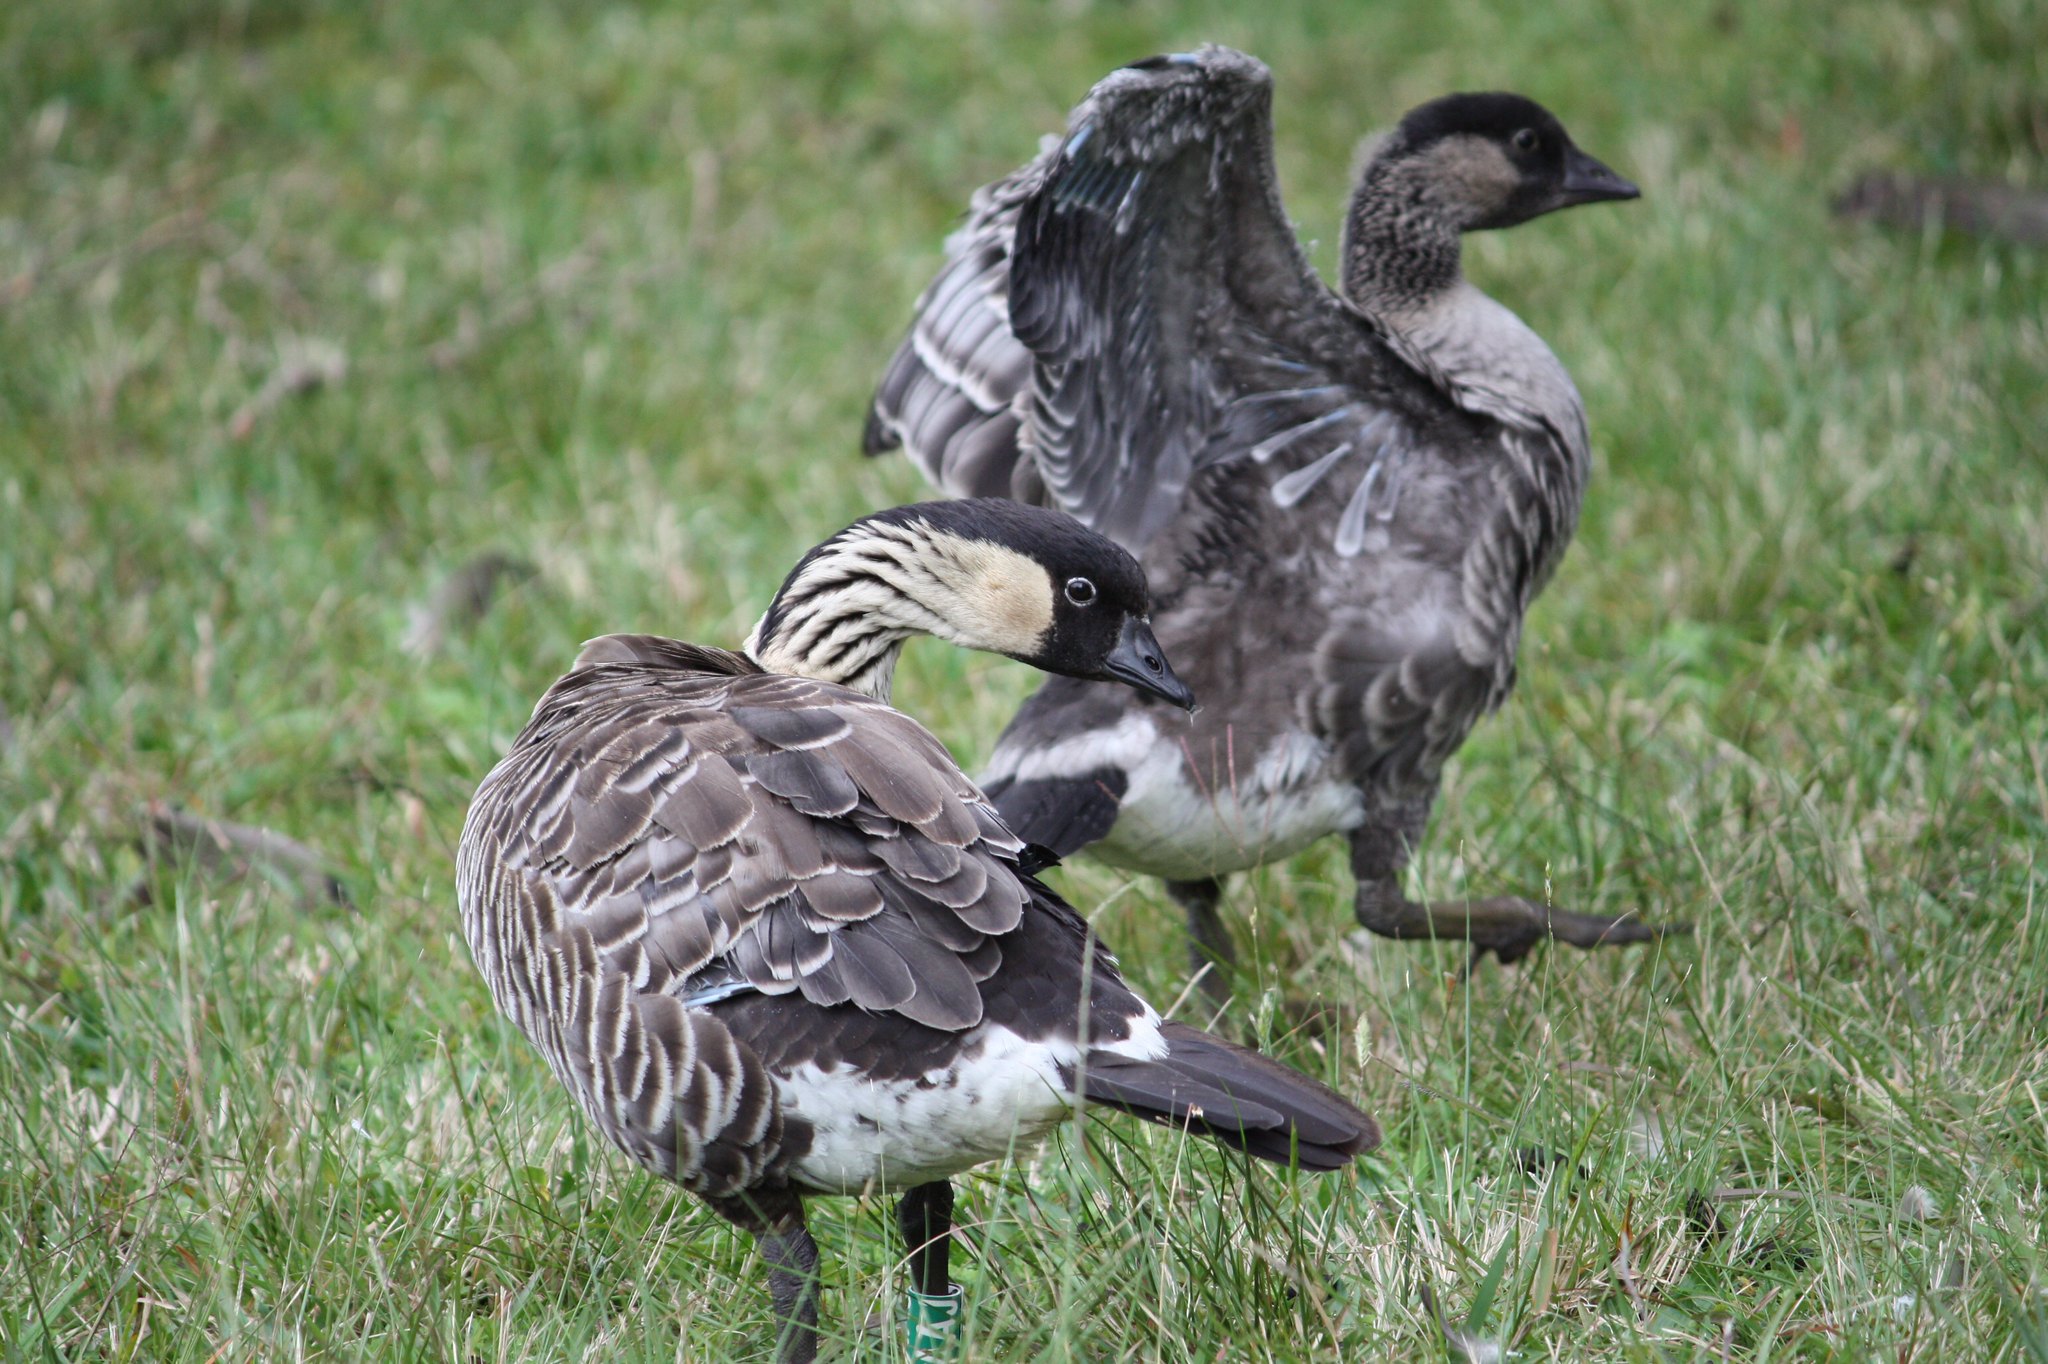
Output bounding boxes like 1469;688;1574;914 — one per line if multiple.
1835;172;2048;245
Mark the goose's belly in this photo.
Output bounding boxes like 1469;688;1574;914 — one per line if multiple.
777;1025;1080;1194
1092;727;1364;883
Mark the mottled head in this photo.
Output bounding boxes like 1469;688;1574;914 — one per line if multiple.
747;500;1194;710
1376;92;1640;232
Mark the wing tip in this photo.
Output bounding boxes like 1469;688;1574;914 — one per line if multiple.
1116;44;1268;80
861;403;903;456
986;768;1127;860
1093;45;1273;104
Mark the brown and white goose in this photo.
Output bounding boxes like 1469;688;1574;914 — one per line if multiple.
865;48;1673;997
456;499;1377;1362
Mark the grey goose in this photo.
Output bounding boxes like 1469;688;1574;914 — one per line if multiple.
865;47;1672;996
456;499;1377;1363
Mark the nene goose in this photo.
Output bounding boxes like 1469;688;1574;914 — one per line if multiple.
457;499;1377;1363
865;48;1669;997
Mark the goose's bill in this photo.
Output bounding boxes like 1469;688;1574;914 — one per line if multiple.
1101;617;1196;711
1559;146;1641;206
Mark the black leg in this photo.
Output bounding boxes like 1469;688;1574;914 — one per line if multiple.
896;1180;954;1297
1348;823;1680;965
1167;876;1234;1005
712;1189;820;1364
759;1221;822;1364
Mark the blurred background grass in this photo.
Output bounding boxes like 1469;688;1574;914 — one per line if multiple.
2;0;2044;1358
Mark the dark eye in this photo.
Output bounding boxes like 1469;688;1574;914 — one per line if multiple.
1511;127;1540;153
1064;577;1097;606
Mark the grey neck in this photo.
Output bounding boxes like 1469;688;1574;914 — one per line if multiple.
1339;158;1465;318
1337;149;1592;471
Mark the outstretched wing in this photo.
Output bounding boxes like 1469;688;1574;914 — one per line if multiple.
863;157;1048;503
871;46;1435;560
1005;47;1331;551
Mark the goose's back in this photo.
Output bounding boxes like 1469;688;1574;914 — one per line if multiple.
456;639;1165;1194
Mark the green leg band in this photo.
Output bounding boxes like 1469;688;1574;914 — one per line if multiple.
904;1283;963;1361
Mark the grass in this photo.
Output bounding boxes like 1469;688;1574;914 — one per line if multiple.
2;0;2044;1357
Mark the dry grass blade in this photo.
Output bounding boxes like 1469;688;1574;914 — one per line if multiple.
425;248;599;372
0;206;209;309
1416;1271;1510;1363
1613;1200;1649;1325
415;245;686;375
226;338;348;440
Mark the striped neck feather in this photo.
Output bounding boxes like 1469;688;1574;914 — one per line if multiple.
743;520;1054;702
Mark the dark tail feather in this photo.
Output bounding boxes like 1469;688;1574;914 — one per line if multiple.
984;767;1127;859
1079;1021;1378;1171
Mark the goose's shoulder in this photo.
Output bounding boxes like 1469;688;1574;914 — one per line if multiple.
460;646;1036;1036
1376;284;1589;458
572;632;763;676
501;639;907;759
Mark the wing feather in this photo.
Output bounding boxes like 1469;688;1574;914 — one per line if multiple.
459;638;1355;1197
864;161;1045;500
868;45;1431;560
465;651;1034;1040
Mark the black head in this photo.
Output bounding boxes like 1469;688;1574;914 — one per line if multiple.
1389;92;1640;231
761;500;1194;710
912;499;1194;709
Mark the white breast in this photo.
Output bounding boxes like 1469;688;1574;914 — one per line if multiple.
1091;727;1364;882
777;1007;1167;1194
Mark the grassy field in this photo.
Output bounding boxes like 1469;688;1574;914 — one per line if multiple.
4;0;2045;1358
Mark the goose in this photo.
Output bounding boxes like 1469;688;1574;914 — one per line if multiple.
456;499;1378;1363
864;48;1673;997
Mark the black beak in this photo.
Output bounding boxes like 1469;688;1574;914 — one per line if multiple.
1101;617;1195;712
1558;145;1641;207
